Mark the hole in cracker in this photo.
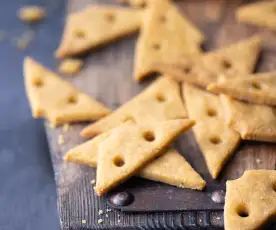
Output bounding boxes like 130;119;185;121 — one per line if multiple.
74;29;86;39
33;78;43;87
152;43;161;50
250;81;262;90
221;59;232;69
273;182;276;192
181;66;192;74
156;93;166;102
68;95;78;104
113;155;125;167
236;205;249;218
210;136;221;145
207;108;217;117
123;115;136;123
159;15;166;23
105;13;115;22
143;130;155;142
140;0;147;8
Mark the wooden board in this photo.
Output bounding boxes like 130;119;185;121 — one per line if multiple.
46;0;276;229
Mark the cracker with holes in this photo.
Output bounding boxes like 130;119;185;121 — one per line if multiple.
156;36;261;88
224;170;276;230
183;84;241;179
65;135;205;190
24;57;111;126
55;5;142;58
221;95;276;143
81;76;187;137
208;72;276;106
95;119;195;195
236;1;276;31
65;137;205;190
134;0;204;81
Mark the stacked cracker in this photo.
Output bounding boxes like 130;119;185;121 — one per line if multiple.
24;0;276;229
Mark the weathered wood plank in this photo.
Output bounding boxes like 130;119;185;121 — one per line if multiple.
46;0;276;229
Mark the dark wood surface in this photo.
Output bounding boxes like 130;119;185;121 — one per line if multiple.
46;0;276;229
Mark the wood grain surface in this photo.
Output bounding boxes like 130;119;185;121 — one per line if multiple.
46;0;276;229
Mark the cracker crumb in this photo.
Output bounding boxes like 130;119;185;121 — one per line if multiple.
91;179;96;185
118;219;121;223
98;210;103;215
18;6;46;23
58;134;65;145
106;208;111;212
49;122;56;129
256;158;261;164
97;219;103;224
63;123;70;132
81;219;87;224
105;214;108;218
58;58;84;76
14;30;35;50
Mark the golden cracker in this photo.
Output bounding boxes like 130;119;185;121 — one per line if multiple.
24;57;111;125
56;5;142;58
221;95;276;143
65;137;205;191
183;84;241;179
134;0;204;81
156;36;261;88
224;170;276;230
208;72;276;106
81;76;188;138
236;1;276;31
95;119;195;195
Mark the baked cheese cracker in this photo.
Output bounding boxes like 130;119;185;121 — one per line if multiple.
65;137;206;191
24;57;111;125
224;170;276;230
236;1;276;31
208;72;276;106
95;119;195;195
81;76;188;138
134;0;204;81
221;95;276;143
56;5;143;58
183;84;241;179
155;36;261;88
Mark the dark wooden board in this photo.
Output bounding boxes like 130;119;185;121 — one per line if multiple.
46;0;276;229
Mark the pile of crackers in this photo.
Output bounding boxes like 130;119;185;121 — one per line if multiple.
23;1;276;229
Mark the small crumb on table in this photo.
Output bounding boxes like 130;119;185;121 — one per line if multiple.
18;6;46;23
91;179;96;184
58;134;65;145
81;219;86;224
58;58;84;76
256;158;261;164
63;123;70;132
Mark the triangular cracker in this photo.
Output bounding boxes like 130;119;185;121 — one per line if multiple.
95;119;195;195
221;95;276;143
183;84;241;179
56;5;142;58
65;135;205;191
156;36;261;88
81;76;188;138
134;0;204;81
24;57;111;125
224;170;276;230
236;1;276;31
208;72;276;106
